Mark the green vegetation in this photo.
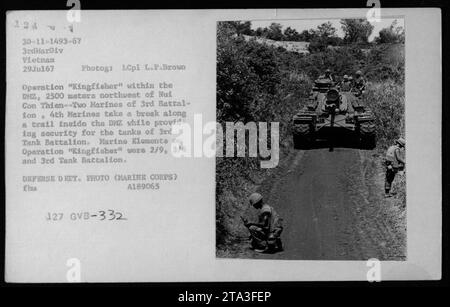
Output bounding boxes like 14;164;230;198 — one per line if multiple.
216;20;405;248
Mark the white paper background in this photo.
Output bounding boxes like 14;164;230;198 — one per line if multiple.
5;8;441;282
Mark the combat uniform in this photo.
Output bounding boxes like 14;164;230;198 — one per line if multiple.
248;204;283;252
385;143;405;195
354;76;366;94
340;81;352;92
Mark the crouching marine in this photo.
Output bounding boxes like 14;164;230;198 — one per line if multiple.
241;193;283;253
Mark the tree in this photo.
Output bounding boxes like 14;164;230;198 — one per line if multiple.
316;22;337;40
283;26;300;41
298;29;315;42
221;21;254;35
236;21;254;35
307;22;341;52
217;23;281;122
253;23;283;40
374;20;405;44
255;27;266;37
340;19;374;44
266;23;283;40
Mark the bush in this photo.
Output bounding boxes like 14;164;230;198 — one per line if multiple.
216;23;312;244
363;81;405;149
364;44;405;82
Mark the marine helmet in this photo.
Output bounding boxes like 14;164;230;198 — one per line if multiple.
396;137;406;147
248;193;263;206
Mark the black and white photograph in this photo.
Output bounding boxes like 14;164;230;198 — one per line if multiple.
216;18;407;260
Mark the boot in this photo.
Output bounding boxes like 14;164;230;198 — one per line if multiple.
385;189;392;197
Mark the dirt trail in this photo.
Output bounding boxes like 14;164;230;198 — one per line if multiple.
237;148;406;260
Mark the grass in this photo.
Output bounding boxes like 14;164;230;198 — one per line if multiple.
363;81;406;208
364;81;405;150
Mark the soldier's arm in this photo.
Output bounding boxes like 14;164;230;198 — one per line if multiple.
395;148;405;164
247;213;270;230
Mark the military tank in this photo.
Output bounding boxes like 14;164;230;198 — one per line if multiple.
292;78;376;149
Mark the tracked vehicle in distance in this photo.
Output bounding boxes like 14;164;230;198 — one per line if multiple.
292;78;376;149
